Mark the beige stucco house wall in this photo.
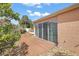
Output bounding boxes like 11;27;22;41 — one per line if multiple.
57;8;79;54
33;4;79;54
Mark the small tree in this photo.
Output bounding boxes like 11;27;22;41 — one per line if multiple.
19;15;33;28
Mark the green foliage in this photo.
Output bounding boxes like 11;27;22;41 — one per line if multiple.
0;3;21;55
19;28;26;34
0;3;11;9
28;20;33;28
19;15;33;28
0;3;20;20
21;15;29;21
0;22;21;53
0;3;11;17
0;32;20;48
0;23;13;34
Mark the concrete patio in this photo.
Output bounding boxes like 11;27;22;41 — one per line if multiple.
20;33;55;56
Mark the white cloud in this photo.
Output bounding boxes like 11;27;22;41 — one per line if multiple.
28;11;50;17
30;3;41;6
44;3;51;6
23;3;42;8
29;12;41;16
29;14;34;16
26;10;41;16
36;5;42;8
42;12;50;16
22;3;52;9
23;3;51;6
22;3;41;6
26;10;32;13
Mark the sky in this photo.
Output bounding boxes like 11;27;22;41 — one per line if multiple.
11;3;73;25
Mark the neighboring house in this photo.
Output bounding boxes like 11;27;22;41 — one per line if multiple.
33;4;79;54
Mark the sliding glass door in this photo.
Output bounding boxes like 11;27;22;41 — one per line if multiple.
35;24;39;37
49;22;57;43
43;22;48;40
38;24;42;38
35;21;57;44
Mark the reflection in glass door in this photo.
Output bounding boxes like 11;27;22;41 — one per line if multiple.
35;24;39;37
49;22;57;43
43;22;48;40
38;24;42;38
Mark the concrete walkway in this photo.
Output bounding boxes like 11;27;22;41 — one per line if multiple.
20;33;55;56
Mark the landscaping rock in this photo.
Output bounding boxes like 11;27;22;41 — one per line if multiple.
40;47;77;56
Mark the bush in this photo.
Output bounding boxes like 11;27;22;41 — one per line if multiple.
0;32;20;48
0;22;21;55
19;28;26;34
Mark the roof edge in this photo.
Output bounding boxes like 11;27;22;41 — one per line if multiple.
33;4;79;23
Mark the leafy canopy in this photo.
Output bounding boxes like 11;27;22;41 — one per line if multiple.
19;15;33;28
0;3;20;20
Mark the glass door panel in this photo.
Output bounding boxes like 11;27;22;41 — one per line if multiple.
38;24;42;38
43;22;48;40
49;22;57;43
35;24;39;37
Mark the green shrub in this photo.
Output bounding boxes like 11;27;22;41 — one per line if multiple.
0;32;20;48
0;23;21;54
19;28;26;34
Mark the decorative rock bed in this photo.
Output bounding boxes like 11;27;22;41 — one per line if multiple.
0;42;28;56
1;45;77;56
40;47;77;56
